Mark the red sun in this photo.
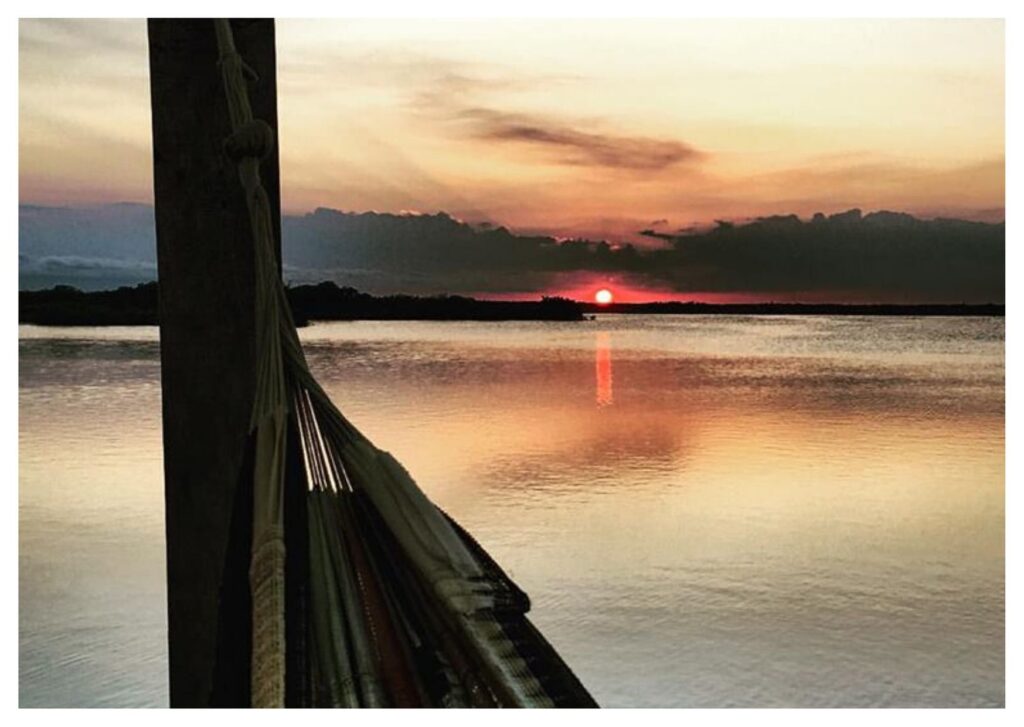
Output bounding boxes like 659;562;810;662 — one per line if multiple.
594;288;614;305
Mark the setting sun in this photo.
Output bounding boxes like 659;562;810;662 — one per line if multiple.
595;289;614;305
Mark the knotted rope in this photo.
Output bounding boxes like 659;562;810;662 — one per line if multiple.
213;18;288;708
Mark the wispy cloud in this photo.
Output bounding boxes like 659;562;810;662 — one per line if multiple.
453;107;703;172
398;60;704;173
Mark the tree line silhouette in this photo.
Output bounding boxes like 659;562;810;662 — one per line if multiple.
19;281;1002;326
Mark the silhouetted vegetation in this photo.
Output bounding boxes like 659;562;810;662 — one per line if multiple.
19;282;586;325
19;281;1002;327
285;282;584;321
20;283;160;325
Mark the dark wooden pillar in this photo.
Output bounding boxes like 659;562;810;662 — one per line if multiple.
147;19;282;707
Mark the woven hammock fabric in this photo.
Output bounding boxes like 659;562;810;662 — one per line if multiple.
212;19;596;708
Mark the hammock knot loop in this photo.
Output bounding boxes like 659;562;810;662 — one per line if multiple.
224;119;275;162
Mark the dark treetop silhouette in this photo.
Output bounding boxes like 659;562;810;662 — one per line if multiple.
18;282;1003;327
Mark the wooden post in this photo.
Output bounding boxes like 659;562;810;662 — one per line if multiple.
147;19;282;707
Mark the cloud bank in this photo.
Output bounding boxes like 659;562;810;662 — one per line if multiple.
19;204;1004;303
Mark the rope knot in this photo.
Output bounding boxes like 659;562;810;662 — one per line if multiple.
224;119;275;162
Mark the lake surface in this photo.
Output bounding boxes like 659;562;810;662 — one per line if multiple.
19;315;1005;707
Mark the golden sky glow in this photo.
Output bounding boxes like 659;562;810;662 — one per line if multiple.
20;18;1004;241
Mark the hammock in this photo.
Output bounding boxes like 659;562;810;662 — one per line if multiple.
212;19;597;708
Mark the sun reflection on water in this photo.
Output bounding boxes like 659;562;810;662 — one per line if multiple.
595;331;613;407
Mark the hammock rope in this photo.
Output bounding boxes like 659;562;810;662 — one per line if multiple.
212;18;596;708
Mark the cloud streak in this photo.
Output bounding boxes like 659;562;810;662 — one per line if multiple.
455;107;703;172
403;64;704;173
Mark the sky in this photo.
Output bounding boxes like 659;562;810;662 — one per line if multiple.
20;18;1005;244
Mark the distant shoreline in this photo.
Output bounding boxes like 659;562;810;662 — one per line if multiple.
18;282;1004;326
580;301;1005;317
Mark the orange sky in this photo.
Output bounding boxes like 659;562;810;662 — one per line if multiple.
20;18;1004;242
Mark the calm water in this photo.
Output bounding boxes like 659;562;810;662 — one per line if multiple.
19;315;1004;707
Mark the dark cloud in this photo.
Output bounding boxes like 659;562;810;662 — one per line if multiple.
19;204;1005;303
277;206;1003;302
20;254;156;274
644;210;1004;302
455;107;702;171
